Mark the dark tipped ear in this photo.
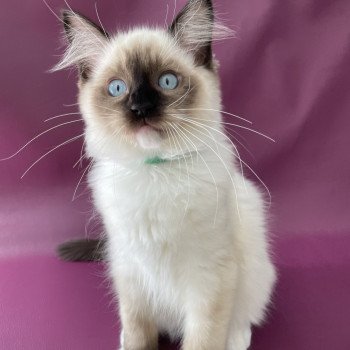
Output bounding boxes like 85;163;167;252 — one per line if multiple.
169;0;214;69
62;10;109;43
53;10;109;81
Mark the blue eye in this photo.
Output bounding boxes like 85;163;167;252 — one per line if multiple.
159;73;178;90
108;79;127;97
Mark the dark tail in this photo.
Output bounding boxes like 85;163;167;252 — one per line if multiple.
57;238;106;262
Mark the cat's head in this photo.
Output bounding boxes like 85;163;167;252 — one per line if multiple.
54;0;232;163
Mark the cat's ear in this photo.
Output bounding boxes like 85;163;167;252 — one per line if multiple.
169;0;214;69
52;10;109;81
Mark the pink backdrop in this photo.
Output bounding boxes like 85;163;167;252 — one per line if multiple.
0;1;349;349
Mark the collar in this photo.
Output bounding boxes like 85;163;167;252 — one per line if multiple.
144;150;201;166
144;156;168;165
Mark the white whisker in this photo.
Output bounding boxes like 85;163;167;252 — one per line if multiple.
176;113;275;142
172;123;194;169
164;3;169;28
73;151;86;169
63;102;80;107
169;123;191;223
0;119;83;161
223;127;256;159
78;139;86;168
173;114;247;193
176;123;220;226
167;125;183;196
72;159;94;201
168;77;192;108
175;121;241;221
178;108;252;124
94;2;108;38
44;112;81;122
92;104;117;114
21;133;84;178
164;127;175;171
176;115;272;206
172;0;177;24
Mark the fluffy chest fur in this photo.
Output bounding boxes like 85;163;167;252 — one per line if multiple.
90;148;238;247
89;150;240;330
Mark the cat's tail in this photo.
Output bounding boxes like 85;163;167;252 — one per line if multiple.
57;238;106;262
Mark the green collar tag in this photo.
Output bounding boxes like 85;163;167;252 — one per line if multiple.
144;156;168;165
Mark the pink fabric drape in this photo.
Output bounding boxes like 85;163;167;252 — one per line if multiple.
0;1;349;349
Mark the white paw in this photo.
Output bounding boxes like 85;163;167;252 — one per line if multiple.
242;327;252;348
227;326;252;350
118;329;124;350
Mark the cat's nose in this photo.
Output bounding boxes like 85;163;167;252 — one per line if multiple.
130;102;156;118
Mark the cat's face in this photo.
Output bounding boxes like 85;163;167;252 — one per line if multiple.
56;0;230;162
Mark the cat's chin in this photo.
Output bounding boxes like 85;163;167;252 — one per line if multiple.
135;125;162;150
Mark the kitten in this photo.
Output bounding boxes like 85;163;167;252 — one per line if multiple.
55;1;276;349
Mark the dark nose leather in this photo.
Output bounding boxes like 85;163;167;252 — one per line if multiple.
129;78;160;119
130;101;156;118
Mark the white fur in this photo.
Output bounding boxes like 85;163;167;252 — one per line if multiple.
85;31;275;350
89;139;276;349
56;5;276;349
136;126;163;149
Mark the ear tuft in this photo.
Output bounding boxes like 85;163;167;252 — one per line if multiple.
61;10;109;42
61;10;74;41
52;9;109;81
169;0;234;69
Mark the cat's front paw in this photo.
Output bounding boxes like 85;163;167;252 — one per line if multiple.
118;329;124;350
227;326;252;350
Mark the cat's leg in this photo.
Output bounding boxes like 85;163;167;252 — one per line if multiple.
117;276;158;350
226;324;252;350
226;254;276;350
118;299;158;350
181;272;236;350
181;294;234;350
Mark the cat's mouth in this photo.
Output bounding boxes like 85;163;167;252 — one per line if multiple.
143;117;165;130
135;122;163;150
133;117;166;134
